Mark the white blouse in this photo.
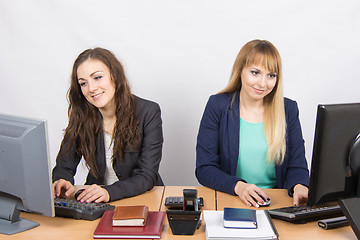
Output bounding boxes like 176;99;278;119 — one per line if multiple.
104;132;118;185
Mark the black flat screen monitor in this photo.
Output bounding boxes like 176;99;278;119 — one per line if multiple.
307;103;360;207
0;113;54;235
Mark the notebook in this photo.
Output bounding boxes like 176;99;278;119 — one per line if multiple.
112;205;149;226
94;210;165;239
223;208;257;229
204;210;278;240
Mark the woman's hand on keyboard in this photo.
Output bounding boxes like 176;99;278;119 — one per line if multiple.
293;184;309;206
53;179;75;198
76;184;110;203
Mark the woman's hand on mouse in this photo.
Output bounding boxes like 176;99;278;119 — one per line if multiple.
234;181;269;208
76;184;110;203
293;184;308;206
53;179;75;198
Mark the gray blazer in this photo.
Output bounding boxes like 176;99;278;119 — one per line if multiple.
52;95;164;201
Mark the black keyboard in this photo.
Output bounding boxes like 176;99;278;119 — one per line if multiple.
268;205;344;224
54;198;115;220
165;196;204;209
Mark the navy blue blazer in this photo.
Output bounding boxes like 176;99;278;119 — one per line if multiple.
195;92;309;196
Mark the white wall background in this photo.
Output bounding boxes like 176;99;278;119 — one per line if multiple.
1;0;359;186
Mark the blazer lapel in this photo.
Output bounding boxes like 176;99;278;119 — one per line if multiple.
227;91;240;176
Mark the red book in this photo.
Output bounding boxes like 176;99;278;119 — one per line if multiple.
94;210;165;239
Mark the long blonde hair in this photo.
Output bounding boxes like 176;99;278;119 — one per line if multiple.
219;39;286;165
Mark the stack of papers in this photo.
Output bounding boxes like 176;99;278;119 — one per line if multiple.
203;210;278;240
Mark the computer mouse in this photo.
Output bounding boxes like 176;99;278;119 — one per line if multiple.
252;193;271;207
74;188;85;200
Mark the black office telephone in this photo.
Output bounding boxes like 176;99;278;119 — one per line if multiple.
165;196;204;209
166;189;202;235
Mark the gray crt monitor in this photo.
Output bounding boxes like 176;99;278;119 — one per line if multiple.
0;113;54;235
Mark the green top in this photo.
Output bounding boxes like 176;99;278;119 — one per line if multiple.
236;118;276;188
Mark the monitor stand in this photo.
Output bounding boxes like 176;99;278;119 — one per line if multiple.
0;195;39;235
339;197;360;239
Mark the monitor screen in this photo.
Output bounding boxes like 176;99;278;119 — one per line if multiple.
307;103;360;207
0;113;54;235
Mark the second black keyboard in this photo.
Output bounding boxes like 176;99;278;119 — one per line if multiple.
54;198;115;220
268;205;344;224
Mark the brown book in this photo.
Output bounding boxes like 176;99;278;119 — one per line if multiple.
112;206;149;226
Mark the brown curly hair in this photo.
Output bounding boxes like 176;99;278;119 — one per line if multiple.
60;48;140;178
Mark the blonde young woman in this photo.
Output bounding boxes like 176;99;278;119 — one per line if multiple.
196;40;309;207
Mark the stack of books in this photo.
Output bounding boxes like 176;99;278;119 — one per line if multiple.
94;205;165;239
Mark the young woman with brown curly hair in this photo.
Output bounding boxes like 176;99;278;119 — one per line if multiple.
52;48;163;203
